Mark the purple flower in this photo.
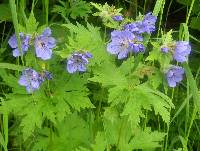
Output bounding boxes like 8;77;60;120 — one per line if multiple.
124;22;146;34
67;52;92;73
18;68;42;93
130;35;145;53
124;12;157;34
166;66;184;87
39;71;53;80
173;41;191;63
112;15;124;21
142;12;157;34
43;71;53;80
107;30;144;59
34;27;56;60
8;33;31;57
161;46;170;53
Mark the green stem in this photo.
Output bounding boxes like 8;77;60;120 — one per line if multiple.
185;0;196;26
143;0;147;13
164;0;173;30
143;110;148;129
45;0;49;25
96;99;102;124
9;0;24;66
164;88;174;151
185;77;190;135
116;117;127;151
157;0;166;37
184;106;197;150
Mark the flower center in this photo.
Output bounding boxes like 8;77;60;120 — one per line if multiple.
74;56;83;64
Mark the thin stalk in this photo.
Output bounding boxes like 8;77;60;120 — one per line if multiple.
157;0;166;37
104;27;107;42
185;77;190;135
164;88;174;151
45;0;49;25
1;94;8;151
116;117;127;151
3;113;8;151
1;22;6;45
185;0;196;26
183;63;200;150
96;99;102;126
9;0;24;66
164;0;173;30
143;0;148;13
184;106;197;151
143;110;148;129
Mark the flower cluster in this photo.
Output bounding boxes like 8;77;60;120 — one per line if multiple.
8;27;56;60
8;28;57;93
18;68;52;93
9;27;94;92
107;30;144;59
107;12;156;59
67;52;92;73
9;9;192;93
124;12;157;34
161;41;191;87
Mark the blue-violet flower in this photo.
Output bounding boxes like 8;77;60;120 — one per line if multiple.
173;41;191;63
112;15;124;21
18;68;42;93
166;66;184;87
8;33;31;57
124;12;157;34
67;52;92;73
107;30;144;59
161;46;170;53
34;27;56;60
142;12;157;34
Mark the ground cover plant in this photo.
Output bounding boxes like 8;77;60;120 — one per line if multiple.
0;0;200;150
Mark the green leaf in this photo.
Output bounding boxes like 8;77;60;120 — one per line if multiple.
128;128;166;149
0;63;25;71
89;60;128;87
61;22;108;64
0;4;12;22
91;132;107;151
0;69;26;94
90;2;123;28
163;29;173;44
153;0;164;16
183;63;200;110
52;0;91;20
121;84;174;126
103;107;132;149
69;0;91;19
20;103;43;140
26;12;39;34
190;17;200;31
33;113;92;151
0;132;7;151
53;73;94;111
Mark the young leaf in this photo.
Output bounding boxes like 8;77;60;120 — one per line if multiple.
26;12;39;34
128;128;166;149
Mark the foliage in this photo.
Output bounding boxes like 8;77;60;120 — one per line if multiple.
0;0;199;151
52;0;91;20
